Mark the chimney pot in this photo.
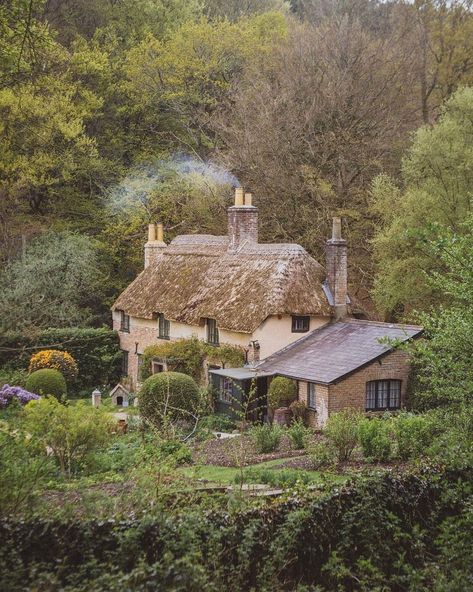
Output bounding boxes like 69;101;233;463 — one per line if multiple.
156;223;164;243
148;223;157;242
244;192;253;206
234;187;244;206
332;217;342;240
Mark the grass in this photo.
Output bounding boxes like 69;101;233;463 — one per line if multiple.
179;457;347;487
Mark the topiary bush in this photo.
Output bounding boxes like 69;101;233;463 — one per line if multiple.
29;350;78;383
139;371;200;427
267;376;297;409
358;417;393;462
25;369;67;400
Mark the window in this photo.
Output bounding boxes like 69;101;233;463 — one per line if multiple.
206;318;219;345
158;313;170;340
120;310;130;333
365;380;401;411
152;360;165;374
292;315;310;333
219;377;233;403
121;350;129;376
307;382;316;409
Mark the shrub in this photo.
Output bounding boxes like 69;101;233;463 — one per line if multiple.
157;439;192;465
29;350;78;383
325;409;363;462
249;423;283;453
235;467;314;488
287;419;311;450
0;384;39;408
26;369;67;400
395;413;438;460
267;377;297;409
290;399;306;421
0;369;28;388
199;413;236;432
23;397;114;476
308;441;336;470
358;418;393;462
0;327;121;395
139;371;200;427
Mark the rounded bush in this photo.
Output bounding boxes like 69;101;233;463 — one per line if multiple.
29;349;78;383
267;376;297;409
139;371;200;426
26;369;67;400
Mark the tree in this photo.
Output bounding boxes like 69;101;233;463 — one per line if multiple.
405;216;473;409
0;232;107;332
371;86;473;318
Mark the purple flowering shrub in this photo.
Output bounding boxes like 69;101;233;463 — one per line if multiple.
0;384;40;408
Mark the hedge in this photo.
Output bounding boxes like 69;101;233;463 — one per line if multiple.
1;465;472;591
0;328;122;395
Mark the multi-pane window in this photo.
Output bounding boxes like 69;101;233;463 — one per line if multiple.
219;377;233;403
307;382;316;409
158;313;170;340
365;380;401;411
292;315;310;333
206;318;219;346
120;310;130;332
121;350;129;376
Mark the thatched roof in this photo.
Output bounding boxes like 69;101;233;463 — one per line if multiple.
113;235;331;333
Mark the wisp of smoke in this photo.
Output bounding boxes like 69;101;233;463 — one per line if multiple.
106;154;239;213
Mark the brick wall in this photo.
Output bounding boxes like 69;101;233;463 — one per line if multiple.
328;349;411;414
294;349;411;427
227;206;258;250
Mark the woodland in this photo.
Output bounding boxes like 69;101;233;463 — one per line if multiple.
2;0;473;329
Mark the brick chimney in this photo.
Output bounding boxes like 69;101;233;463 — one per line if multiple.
228;188;258;251
144;223;166;268
326;217;348;319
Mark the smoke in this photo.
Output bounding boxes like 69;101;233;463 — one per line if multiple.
106;154;239;214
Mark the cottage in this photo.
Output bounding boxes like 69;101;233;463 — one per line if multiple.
112;188;345;387
112;187;421;423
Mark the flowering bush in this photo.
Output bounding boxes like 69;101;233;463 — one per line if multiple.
29;350;78;383
0;384;39;408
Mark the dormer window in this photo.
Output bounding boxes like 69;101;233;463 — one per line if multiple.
206;318;219;346
158;313;170;340
120;310;130;333
292;315;310;333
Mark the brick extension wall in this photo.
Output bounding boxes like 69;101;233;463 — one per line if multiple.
295;349;412;427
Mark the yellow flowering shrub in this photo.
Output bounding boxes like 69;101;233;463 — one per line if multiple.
29;350;78;383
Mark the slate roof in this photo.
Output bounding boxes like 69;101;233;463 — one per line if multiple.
112;235;332;333
257;319;423;384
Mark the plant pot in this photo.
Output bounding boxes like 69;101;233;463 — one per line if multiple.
273;407;293;426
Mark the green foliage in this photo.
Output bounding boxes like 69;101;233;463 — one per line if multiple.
0;233;108;332
394;413;438;461
267;376;297;409
372;87;473;316
249;423;283;453
23;397;114;476
141;338;244;383
139;371;200;427
0;327;122;395
358;417;393;462
0;368;28;388
287;419;310;450
156;439;192;465
199;413;235;432
308;441;336;470
0;420;54;517
26;369;67;400
324;409;363;462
